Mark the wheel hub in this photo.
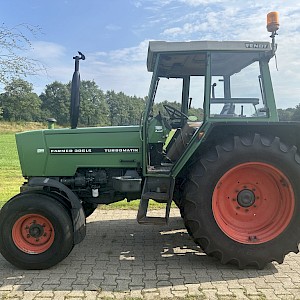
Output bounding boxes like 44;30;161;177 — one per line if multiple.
12;214;55;254
29;224;44;238
237;189;255;207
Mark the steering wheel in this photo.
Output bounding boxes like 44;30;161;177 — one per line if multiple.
163;104;188;128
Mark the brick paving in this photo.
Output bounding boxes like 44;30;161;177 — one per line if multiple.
1;208;300;299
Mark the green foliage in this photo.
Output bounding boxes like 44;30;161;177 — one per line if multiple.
78;80;109;126
0;133;23;207
277;108;295;121
0;79;41;121
106;90;145;126
40;81;71;124
277;106;300;121
291;104;300;121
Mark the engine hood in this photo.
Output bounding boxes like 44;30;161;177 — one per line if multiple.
16;125;143;177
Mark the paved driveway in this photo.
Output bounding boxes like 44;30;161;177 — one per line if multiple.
1;208;300;299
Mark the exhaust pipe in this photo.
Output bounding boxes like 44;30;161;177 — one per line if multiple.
70;51;85;129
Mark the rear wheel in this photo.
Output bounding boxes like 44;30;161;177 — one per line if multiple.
0;193;74;269
183;134;300;268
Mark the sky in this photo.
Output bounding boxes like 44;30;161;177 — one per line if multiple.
1;0;300;109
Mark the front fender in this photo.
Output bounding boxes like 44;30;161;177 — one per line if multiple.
27;177;86;244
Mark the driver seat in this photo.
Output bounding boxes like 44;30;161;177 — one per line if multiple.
165;121;202;162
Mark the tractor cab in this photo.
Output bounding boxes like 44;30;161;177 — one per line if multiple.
143;40;278;175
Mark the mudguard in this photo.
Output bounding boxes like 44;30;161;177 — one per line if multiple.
27;177;86;244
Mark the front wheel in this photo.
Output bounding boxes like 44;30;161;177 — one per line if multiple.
183;134;300;269
0;193;74;269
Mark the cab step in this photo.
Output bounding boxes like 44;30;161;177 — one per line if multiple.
142;191;169;202
137;177;175;225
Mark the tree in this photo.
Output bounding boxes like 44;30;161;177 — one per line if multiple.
106;90;124;126
0;24;43;85
0;79;41;121
277;108;295;121
106;91;145;126
291;104;300;121
40;81;70;125
127;95;145;125
77;80;109;126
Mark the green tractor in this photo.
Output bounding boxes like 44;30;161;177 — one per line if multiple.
1;12;300;269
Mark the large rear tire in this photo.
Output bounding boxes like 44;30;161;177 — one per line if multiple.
0;193;74;269
183;134;300;269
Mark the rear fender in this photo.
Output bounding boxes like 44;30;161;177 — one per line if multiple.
174;121;300;177
201;122;300;151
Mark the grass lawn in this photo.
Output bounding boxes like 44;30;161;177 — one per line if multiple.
0;121;170;210
0;132;23;207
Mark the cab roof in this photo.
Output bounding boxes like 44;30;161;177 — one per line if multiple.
147;40;274;77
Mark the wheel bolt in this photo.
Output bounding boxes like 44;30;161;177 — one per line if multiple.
42;223;46;227
32;220;36;224
36;238;39;242
236;206;240;209
248;236;258;242
245;209;249;212
43;233;47;237
25;225;29;230
27;234;30;238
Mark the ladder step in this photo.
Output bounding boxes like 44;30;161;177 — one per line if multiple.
137;216;168;225
137;176;174;225
142;192;169;202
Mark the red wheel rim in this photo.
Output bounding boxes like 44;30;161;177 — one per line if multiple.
212;162;295;244
12;214;55;254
